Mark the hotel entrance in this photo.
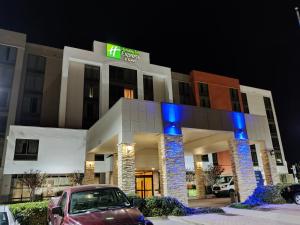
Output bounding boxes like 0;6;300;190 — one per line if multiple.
135;171;154;198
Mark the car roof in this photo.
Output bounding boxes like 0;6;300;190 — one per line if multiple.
65;184;118;193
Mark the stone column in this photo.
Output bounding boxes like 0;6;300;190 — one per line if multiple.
259;142;280;185
112;153;118;186
83;153;96;185
158;134;188;204
117;143;135;195
229;139;257;202
193;155;206;199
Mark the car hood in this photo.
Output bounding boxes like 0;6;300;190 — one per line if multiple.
69;207;142;225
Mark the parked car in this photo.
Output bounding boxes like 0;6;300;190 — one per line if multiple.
212;176;235;197
48;184;153;225
0;205;20;225
281;184;300;204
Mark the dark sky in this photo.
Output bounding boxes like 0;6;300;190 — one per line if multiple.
1;1;300;164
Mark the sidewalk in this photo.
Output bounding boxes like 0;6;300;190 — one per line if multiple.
150;204;300;225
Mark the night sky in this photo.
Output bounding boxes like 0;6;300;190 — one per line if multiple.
1;1;300;164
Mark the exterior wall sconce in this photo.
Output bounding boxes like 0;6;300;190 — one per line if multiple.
196;161;202;169
124;144;135;155
86;161;95;169
270;149;275;156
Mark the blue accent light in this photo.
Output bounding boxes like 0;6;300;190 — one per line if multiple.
161;103;182;135
231;112;248;140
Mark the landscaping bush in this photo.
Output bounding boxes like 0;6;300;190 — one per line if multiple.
128;195;224;217
230;185;287;209
9;201;48;225
243;185;287;207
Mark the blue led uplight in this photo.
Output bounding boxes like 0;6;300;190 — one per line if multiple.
231;112;248;140
161;103;182;135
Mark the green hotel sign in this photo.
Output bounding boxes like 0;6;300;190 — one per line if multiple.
106;43;140;63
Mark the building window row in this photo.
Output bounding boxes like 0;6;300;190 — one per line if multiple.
263;97;283;165
20;54;46;126
198;82;210;108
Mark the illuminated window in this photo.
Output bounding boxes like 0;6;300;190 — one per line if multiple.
124;89;134;99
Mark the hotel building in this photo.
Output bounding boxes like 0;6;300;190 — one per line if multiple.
0;28;289;204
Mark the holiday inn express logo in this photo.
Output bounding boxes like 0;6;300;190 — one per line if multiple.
106;44;121;60
106;43;140;62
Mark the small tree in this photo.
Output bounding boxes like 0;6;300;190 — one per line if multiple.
19;169;47;201
68;171;83;186
204;165;224;187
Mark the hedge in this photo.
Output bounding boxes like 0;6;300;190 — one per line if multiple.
9;201;48;225
127;195;224;217
230;185;287;209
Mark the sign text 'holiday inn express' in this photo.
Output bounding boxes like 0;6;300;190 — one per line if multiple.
106;43;140;63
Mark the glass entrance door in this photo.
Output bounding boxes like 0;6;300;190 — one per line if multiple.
135;175;153;198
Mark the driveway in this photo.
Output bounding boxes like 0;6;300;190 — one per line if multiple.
188;197;231;208
150;204;300;225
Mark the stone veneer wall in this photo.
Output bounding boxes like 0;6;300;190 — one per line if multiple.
113;153;118;186
158;134;188;204
193;155;206;199
117;144;135;195
229;139;257;202
259;142;280;185
83;161;96;184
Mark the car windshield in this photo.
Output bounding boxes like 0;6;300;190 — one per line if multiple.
69;188;130;214
0;212;8;225
216;176;232;184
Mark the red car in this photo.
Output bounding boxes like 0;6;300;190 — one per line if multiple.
48;184;153;225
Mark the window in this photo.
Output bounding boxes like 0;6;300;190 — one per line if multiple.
0;65;14;88
109;66;137;108
95;154;105;161
229;88;241;112
250;145;258;166
69;188;130;214
82;65;100;129
0;116;7;134
0;212;8;224
0;44;17;64
0;89;9;108
212;153;218;165
143;75;154;101
179;82;194;105
59;192;67;210
19;55;46;126
241;93;249;113
14;139;39;160
201;154;209;162
124;88;134;99
198;83;210;108
263;97;283;165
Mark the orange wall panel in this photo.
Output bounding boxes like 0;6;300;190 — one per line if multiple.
190;70;244;112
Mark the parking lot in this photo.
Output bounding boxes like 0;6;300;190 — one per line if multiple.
150;204;300;225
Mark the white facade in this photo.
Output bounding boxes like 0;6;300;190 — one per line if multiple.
241;85;288;174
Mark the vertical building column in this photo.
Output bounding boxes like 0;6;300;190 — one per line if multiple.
83;153;96;185
158;134;187;204
112;153;118;186
193;155;206;199
229;139;257;202
259;142;280;185
117;143;135;195
137;70;144;100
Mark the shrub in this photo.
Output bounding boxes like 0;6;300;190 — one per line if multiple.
128;195;223;217
243;185;286;207
9;201;48;225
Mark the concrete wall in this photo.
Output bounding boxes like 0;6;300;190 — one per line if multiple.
3;126;87;174
241;85;288;174
171;72;192;104
59;42;173;128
